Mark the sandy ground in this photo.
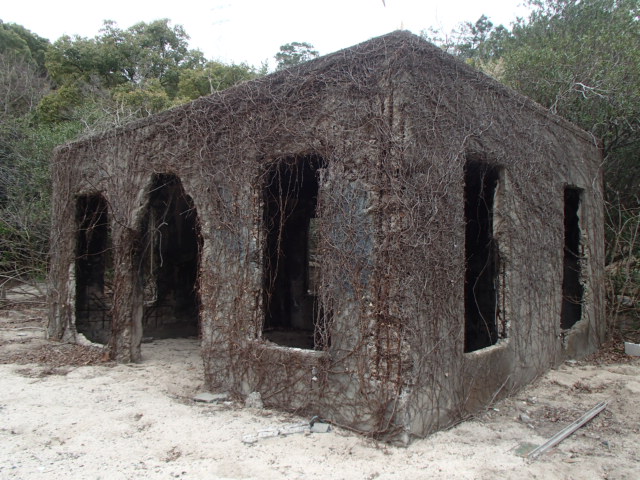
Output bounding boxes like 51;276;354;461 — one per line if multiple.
1;296;639;479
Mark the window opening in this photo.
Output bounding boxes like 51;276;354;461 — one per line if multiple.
139;174;201;339
561;187;583;329
263;156;327;349
464;161;502;352
75;194;113;344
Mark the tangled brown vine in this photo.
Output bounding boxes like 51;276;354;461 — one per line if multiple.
47;31;605;442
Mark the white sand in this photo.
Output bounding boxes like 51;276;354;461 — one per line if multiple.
1;305;638;480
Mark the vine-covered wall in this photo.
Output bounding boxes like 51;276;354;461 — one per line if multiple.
48;31;604;442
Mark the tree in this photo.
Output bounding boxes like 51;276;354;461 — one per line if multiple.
177;61;257;100
1;121;81;284
46;20;205;97
0;18;268;288
425;1;640;206
422;15;510;63
0;21;49;71
99;19;205;97
498;0;640;206
454;15;496;59
425;0;640;309
0;26;53;270
0;52;50;119
0;42;74;285
41;18;265;126
274;42;319;70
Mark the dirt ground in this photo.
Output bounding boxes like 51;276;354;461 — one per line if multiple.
1;292;639;479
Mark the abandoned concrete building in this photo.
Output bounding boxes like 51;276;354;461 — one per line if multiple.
48;31;605;441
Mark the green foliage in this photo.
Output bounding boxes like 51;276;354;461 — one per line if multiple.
499;0;640;204
275;42;319;70
112;79;173;117
455;15;500;60
36;83;83;123
426;0;640;318
1;118;82;278
426;0;640;208
40;18;259;129
99;19;206;97
0;20;49;71
0;52;50;118
421;15;510;63
1;17;266;283
177;61;257;100
0;17;268;286
605;201;639;322
46;20;206;101
0;44;56;278
0;24;31;58
45;34;103;86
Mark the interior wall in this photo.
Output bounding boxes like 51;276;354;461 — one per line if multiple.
561;186;584;330
138;174;201;339
75;194;112;344
464;161;501;353
262;156;325;349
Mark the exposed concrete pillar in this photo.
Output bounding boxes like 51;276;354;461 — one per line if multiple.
110;227;142;362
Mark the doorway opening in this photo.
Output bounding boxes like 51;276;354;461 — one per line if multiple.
139;174;201;339
464;161;503;353
561;187;583;330
75;194;113;344
262;155;327;350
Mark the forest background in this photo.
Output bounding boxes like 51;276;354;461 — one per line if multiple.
0;0;638;327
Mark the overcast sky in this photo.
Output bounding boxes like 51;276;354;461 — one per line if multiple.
3;0;530;68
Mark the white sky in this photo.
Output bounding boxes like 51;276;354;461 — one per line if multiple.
2;0;530;68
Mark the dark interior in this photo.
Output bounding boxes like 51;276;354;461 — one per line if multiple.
75;194;112;344
464;161;501;353
262;156;326;349
561;187;583;329
138;174;200;339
